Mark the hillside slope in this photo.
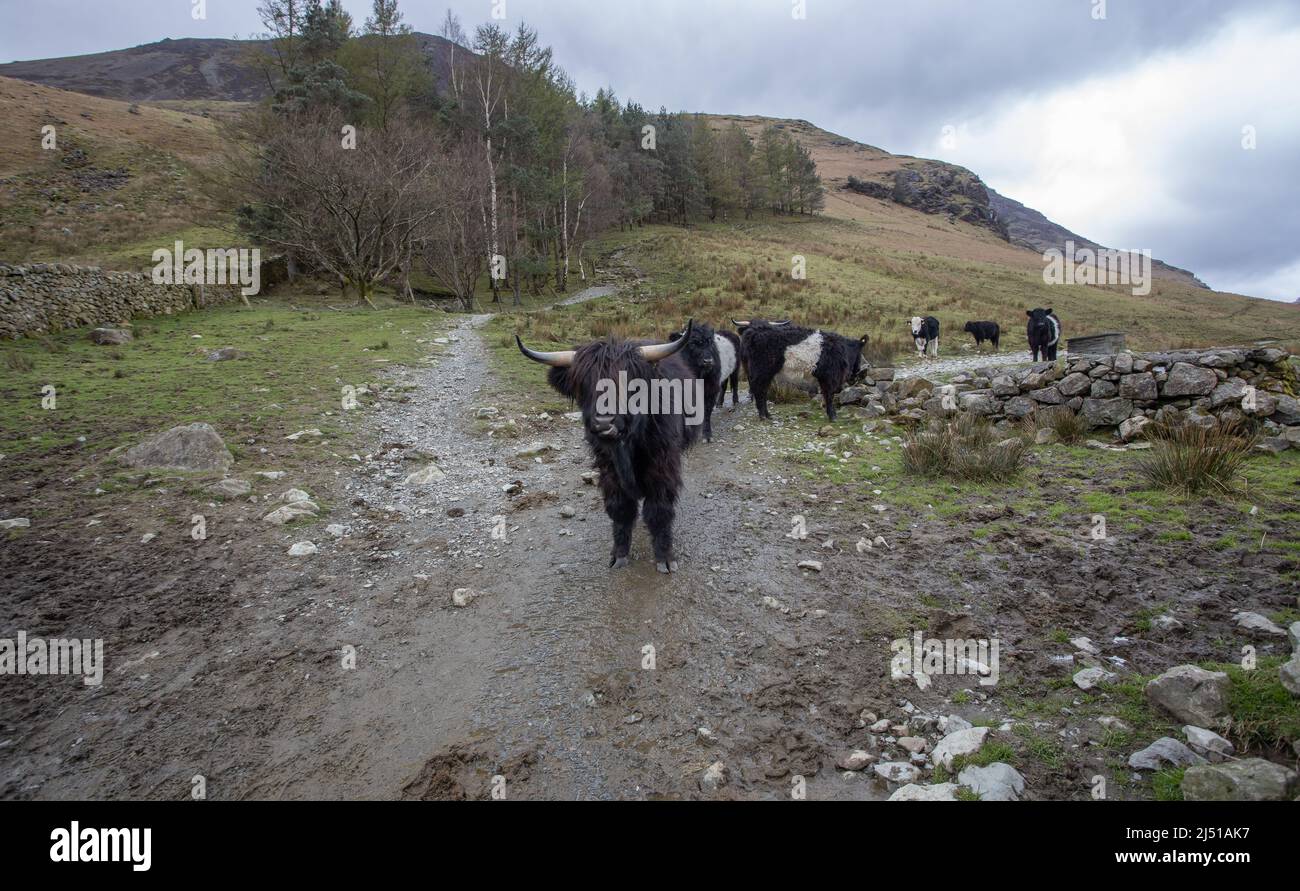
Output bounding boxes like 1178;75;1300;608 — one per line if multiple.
705;114;1206;289
0;76;234;269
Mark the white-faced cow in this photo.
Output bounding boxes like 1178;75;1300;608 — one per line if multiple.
1025;308;1061;361
734;319;869;422
963;320;1000;350
910;316;940;358
517;322;699;574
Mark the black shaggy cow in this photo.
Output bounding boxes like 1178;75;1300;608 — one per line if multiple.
667;322;740;442
963;320;1000;350
735;319;869;422
910;315;940;358
1025;308;1062;361
517;323;700;574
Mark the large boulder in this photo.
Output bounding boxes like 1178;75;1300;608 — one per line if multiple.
1119;372;1158;401
1144;665;1229;727
1057;372;1092;397
1162;362;1217;397
1181;759;1298;801
121;423;233;472
1081;397;1134;428
89;327;132;345
1209;377;1250;409
1273;394;1300;425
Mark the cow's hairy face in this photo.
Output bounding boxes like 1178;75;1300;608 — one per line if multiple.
964;321;975;333
910;316;923;336
850;335;871;381
670;324;717;376
1026;308;1054;339
547;342;654;444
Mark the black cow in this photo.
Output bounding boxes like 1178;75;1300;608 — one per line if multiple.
517;323;700;574
910;315;940;358
1025;308;1061;361
667;321;728;442
735;318;869;422
963;320;1000;350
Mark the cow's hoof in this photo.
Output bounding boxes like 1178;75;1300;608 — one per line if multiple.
610;555;629;569
655;560;678;574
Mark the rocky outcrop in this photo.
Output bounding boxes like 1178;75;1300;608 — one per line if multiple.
876;346;1297;445
846;160;1009;239
0;262;241;339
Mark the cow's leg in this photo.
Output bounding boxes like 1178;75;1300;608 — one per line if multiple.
600;478;638;568
931;336;939;358
750;373;773;420
819;377;837;421
641;465;681;573
730;371;740;408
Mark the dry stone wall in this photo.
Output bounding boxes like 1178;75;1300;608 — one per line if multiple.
0;262;241;339
839;347;1300;451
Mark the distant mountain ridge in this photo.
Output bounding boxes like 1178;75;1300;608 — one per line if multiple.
0;33;460;103
3;36;1210;289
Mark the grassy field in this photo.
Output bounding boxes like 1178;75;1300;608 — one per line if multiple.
0;290;450;478
489;218;1300;365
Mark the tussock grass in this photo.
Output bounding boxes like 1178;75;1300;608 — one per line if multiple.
1035;405;1089;444
902;413;1026;481
1135;419;1258;496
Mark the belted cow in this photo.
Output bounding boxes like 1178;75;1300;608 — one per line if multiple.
517;322;701;574
735;319;869;422
1025;308;1061;361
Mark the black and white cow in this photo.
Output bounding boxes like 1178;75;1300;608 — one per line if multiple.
1025;308;1061;362
714;329;741;409
517;323;698;574
735;319;869;422
667;321;736;442
963;320;1000;350
910;316;940;358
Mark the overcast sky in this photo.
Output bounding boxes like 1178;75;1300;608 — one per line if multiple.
2;0;1297;300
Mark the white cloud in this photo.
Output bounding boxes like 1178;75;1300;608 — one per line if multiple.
925;11;1300;299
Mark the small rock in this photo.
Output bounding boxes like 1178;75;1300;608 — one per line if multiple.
0;518;31;530
206;478;251;498
1128;737;1206;771
559;505;576;519
451;588;480;608
932;726;990;769
797;560;823;572
699;760;729;792
1145;665;1230;727
958;763;1026;801
1183;726;1234;762
1232;610;1286;636
873;761;920;784
89;327;132;345
287;541;317;557
837;750;874;771
1181;758;1299;801
887;783;960;801
325;524;347;538
1073;666;1116;690
403;464;446;486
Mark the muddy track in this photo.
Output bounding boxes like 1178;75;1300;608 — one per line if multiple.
4;291;1295;801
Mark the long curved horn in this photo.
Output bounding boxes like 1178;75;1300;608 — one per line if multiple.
639;320;692;362
770;320;791;326
732;318;750;328
516;334;575;367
